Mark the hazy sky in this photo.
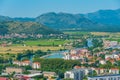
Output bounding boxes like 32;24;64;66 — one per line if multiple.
0;0;120;17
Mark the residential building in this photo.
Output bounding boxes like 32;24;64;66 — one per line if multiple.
99;60;106;65
43;71;57;78
32;62;41;69
13;60;41;69
88;74;120;80
105;54;119;60
94;68;119;75
64;69;85;80
6;67;24;74
104;40;118;48
94;68;107;75
21;60;30;66
0;77;8;80
13;60;30;66
109;68;119;74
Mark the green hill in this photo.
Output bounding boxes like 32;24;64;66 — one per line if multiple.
0;21;61;35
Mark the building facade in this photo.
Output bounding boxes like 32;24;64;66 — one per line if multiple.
64;69;85;80
6;67;24;74
88;74;120;80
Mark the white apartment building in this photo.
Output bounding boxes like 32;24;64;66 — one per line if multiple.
88;74;120;80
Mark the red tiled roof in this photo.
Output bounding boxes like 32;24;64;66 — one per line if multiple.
111;68;119;70
23;76;30;79
33;62;40;64
0;77;8;80
23;60;30;63
74;66;81;69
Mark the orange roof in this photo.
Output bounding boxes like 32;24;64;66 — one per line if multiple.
111;68;119;70
116;58;120;61
23;60;30;63
109;60;115;63
33;62;40;64
74;66;81;69
106;57;111;60
0;77;8;80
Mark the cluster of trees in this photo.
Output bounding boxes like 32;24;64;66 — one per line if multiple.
0;57;10;63
0;23;8;35
16;50;47;61
34;58;81;78
72;38;87;48
88;38;103;52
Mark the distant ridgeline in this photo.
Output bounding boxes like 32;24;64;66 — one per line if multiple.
0;8;120;33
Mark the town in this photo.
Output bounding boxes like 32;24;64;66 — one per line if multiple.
0;0;120;80
0;32;120;80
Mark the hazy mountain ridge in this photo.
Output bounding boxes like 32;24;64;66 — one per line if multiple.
0;8;120;32
36;9;120;31
36;12;100;29
84;9;120;25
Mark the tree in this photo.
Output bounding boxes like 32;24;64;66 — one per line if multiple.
16;53;22;61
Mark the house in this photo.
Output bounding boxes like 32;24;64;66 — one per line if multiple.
0;77;8;80
32;62;41;69
43;71;57;78
88;74;120;80
95;68;107;75
21;60;30;66
1;43;7;47
13;60;41;69
70;50;77;54
109;68;119;74
99;60;106;65
94;68;120;75
13;61;21;66
105;55;114;59
14;74;33;80
105;54;119;60
6;67;24;74
13;60;30;66
74;66;81;69
103;40;118;48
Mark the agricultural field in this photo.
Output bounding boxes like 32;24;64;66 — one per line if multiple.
0;46;64;54
1;32;120;54
106;38;120;42
64;31;90;35
23;39;70;46
91;32;120;38
0;39;70;54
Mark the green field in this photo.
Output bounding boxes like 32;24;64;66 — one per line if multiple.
64;31;90;35
0;39;71;54
24;39;70;46
106;38;120;42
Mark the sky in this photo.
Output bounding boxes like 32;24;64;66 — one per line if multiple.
0;0;120;17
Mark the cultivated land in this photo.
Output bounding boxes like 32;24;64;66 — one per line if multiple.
1;32;120;54
0;46;64;54
0;39;70;54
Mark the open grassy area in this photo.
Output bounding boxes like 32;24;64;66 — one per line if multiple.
0;39;70;54
106;38;120;42
0;46;64;54
24;39;70;46
64;31;90;35
91;32;120;38
90;32;109;36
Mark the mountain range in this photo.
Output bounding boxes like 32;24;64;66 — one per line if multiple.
0;8;120;33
